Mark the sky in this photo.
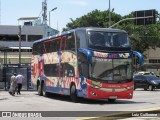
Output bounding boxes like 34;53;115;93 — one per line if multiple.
0;0;160;32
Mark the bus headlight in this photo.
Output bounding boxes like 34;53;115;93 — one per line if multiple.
128;93;133;96
126;86;134;90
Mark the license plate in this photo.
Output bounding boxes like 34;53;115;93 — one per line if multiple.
109;96;117;99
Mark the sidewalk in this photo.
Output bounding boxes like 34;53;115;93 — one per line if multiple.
0;90;37;100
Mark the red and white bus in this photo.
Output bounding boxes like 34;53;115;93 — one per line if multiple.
31;27;136;102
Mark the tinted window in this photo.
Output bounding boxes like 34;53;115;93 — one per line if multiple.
91;57;112;80
76;30;87;48
144;75;160;80
89;32;105;46
61;63;75;77
32;42;45;55
44;64;58;77
44;63;75;77
135;76;146;80
78;52;89;78
32;43;37;55
44;38;60;53
65;33;75;51
88;31;131;51
91;58;132;82
134;76;142;79
61;36;67;50
113;59;132;80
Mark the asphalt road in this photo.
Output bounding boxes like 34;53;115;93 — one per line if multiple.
0;89;160;120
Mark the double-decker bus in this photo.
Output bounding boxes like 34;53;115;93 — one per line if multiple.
31;27;136;102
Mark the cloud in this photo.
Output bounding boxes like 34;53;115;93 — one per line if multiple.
68;0;88;7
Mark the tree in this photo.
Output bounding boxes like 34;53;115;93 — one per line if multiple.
116;12;160;55
63;9;160;55
63;9;122;31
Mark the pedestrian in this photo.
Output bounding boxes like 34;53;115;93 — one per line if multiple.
16;73;25;95
9;73;17;96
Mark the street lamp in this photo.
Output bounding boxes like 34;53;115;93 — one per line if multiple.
49;7;57;34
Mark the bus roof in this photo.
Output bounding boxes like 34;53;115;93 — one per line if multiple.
33;27;127;44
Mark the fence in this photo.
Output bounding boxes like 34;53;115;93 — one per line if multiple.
0;64;32;91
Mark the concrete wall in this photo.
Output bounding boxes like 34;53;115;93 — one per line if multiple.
0;52;31;64
142;48;160;76
144;47;160;63
0;41;33;47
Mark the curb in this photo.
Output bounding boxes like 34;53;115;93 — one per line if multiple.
79;108;160;120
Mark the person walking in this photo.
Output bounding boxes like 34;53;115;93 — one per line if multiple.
9;73;17;96
16;73;25;95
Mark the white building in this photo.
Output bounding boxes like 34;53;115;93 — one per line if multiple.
0;18;58;64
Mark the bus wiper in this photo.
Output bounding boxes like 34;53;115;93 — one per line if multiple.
94;44;103;47
90;74;102;80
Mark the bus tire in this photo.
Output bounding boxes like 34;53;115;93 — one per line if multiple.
108;98;116;103
38;83;42;96
38;81;49;97
37;81;40;91
44;92;49;97
38;81;45;96
41;82;49;97
43;88;49;97
70;84;78;102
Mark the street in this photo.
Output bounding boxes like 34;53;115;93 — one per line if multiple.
0;89;160;119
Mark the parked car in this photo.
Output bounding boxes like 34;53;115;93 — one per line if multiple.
133;75;160;91
133;71;160;78
133;71;155;77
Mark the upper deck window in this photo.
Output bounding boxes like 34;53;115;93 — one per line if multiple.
88;31;130;51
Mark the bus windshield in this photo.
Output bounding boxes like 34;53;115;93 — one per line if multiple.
88;31;130;49
90;58;132;82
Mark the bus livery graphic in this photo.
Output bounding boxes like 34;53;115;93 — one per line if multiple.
31;27;140;102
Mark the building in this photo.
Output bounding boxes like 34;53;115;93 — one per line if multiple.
0;18;58;65
142;48;160;75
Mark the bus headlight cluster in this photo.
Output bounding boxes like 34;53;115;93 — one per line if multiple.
128;93;132;96
126;86;134;90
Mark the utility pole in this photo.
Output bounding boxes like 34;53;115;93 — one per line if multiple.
42;0;47;25
18;25;21;66
42;0;47;37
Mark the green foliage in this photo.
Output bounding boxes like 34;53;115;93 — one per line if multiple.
63;9;122;31
63;9;160;55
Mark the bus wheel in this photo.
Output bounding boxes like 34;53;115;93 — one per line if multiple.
41;82;49;97
108;98;116;103
44;92;49;97
38;83;42;96
70;84;78;102
38;82;44;96
37;81;40;91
